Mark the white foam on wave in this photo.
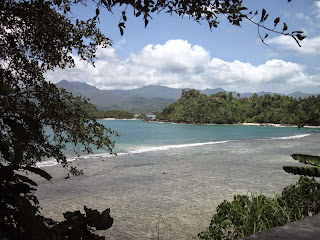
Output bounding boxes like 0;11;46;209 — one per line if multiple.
124;140;231;154
36;141;230;167
36;134;310;168
271;133;310;140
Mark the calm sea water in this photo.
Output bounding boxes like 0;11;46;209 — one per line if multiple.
36;121;320;239
39;120;315;167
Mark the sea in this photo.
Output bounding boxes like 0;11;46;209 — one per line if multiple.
36;120;320;239
38;119;315;167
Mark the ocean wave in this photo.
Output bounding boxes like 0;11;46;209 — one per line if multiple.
123;140;231;154
36;134;310;168
270;134;310;140
36;140;231;167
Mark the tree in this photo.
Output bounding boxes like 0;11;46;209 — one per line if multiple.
0;0;305;239
1;0;116;238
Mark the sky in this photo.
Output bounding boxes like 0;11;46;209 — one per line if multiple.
45;0;320;94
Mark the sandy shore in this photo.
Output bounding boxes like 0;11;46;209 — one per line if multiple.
34;133;320;239
241;123;320;128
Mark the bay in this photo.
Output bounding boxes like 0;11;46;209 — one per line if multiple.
40;120;315;165
103;120;312;154
35;120;320;239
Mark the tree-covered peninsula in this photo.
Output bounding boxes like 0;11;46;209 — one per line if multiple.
156;89;320;126
69;98;134;119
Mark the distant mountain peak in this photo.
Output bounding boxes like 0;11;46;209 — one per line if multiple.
56;80;99;91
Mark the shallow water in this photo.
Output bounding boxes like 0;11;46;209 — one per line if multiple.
35;130;320;239
39;120;314;167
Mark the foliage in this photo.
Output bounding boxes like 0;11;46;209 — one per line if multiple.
283;154;320;177
68;98;134;119
199;177;320;240
0;164;113;239
1;0;116;238
137;113;152;121
110;0;305;46
157;89;320;126
102;109;134;119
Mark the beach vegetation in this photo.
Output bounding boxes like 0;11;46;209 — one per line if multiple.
67;97;135;119
137;113;153;121
283;154;320;178
198;177;320;240
157;89;320;126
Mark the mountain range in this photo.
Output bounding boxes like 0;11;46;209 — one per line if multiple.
56;80;318;113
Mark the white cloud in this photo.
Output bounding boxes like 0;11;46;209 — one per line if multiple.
296;12;313;25
265;35;320;55
130;39;210;73
45;39;320;94
313;1;320;19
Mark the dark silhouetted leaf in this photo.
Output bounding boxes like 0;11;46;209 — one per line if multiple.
296;34;306;41
260;9;266;22
283;166;320;177
283;22;288;32
84;206;113;230
16;174;38;186
24;166;52;181
274;17;280;27
0;84;14;96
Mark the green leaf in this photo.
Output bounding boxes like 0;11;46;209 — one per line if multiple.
23;166;52;181
283;166;320;177
291;154;320;167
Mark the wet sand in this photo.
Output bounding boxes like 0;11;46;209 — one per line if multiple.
35;133;320;239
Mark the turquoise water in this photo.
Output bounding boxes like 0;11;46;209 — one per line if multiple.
36;121;320;238
103;120;312;153
39;120;315;166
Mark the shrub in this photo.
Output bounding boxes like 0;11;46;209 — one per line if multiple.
198;177;320;240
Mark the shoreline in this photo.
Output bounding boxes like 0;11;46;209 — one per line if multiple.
151;119;320;128
99;117;320;128
34;134;320;239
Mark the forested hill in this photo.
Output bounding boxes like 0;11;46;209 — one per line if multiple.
156;89;320;126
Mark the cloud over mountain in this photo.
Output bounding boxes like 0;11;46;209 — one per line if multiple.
45;39;320;94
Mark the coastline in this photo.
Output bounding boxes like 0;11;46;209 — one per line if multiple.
98;118;320;128
241;122;320;128
34;133;320;239
152;119;320;128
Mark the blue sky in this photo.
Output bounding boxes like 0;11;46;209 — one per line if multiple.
46;0;320;94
